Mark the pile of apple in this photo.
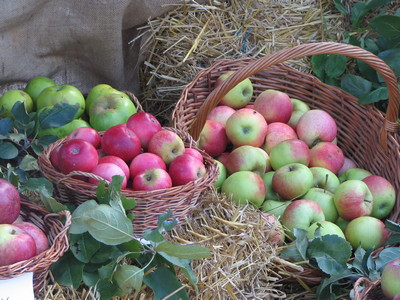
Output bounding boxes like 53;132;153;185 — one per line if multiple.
0;76;137;137
198;71;397;250
0;178;49;266
50;111;208;191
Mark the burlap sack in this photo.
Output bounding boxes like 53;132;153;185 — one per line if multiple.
0;0;186;94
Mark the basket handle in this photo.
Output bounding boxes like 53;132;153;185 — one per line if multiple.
189;42;400;149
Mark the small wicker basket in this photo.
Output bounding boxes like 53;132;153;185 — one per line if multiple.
38;127;219;235
0;198;71;296
171;42;400;285
353;277;384;300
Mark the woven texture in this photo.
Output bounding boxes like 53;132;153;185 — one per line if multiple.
171;41;400;284
353;277;384;300
0;199;71;296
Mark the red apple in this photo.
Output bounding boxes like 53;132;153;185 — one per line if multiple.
126;112;162;150
129;152;167;178
381;257;400;299
66;126;101;148
14;222;49;255
269;139;311;170
0;224;37;266
133;168;172;191
99;155;130;179
262;122;298;154
148;129;185;165
198;119;228;157
216;152;230;166
58;139;99;174
101;125;142;163
337;156;357;176
206;105;236;126
0;179;21;224
168;154;206;186
184;148;204;163
225;145;267;176
50;143;62;170
309;142;345;174
88;162;127;188
253;89;293;123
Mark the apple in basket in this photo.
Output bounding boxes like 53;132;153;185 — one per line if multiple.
306;220;345;240
309;142;345;174
129;152;167;178
0;178;21;224
269;139;311;171
66;126;101;148
337;156;357;176
89;163;128;189
58;139;99;174
184;148;204;163
253;89;293;124
381;257;400;299
206;105;236;127
168;154;206;186
261;122;298;154
0;224;37;266
148;129;185;165
126;112;162;150
13;222;49;255
309;167;340;194
99;155;130;179
302;188;338;223
225;145;267;176
133;168;172;191
198;119;228;157
338;167;372;182
214;70;254;109
261;171;281;201
287;98;310;129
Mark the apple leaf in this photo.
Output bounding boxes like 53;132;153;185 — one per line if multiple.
69;200;99;234
375;247;400;272
0;141;18;159
11;101;31;127
324;55;347;78
70;232;102;263
51;251;85;289
98;260;118;280
340;74;372;98
370;15;400;39
37;102;79;130
0;117;13;135
316;270;355;300
18;154;38;171
156;241;211;260
113;265;144;294
90;244;120;264
333;0;348;14
359;87;388;104
157;209;178;231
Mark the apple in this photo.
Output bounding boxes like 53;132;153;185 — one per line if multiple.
168;154;206;186
221;171;266;208
66;126;101;148
256;147;272;173
0;224;37;266
345;216;389;250
24;76;56;107
262;171;280;201
184;148;204;163
261;213;285;245
260;200;291;219
214;71;253;109
381;257;400;299
89;92;137;131
89;162;127;188
101;125;142;163
36;84;85;119
306;220;345;240
261;122;298;154
287;98;310;129
37;118;91;139
132;168;172;191
253;89;293;123
129;152;167;178
335;216;349;232
303;188;338;222
0;89;33;118
281;199;325;239
225;145;267;176
206;105;236;126
148;129;185;165
14;222;49;255
296;109;337;147
225;108;268;148
126;112;162;150
216;152;230;166
0;178;21;224
58;139;99;174
269;139;311;170
99;155;130;179
85;83;126;114
50;143;62;170
337;156;357;176
309;142;345;174
213;159;227;189
333;180;373;221
272;163;314;200
338;168;372;182
362;175;396;219
198;120;228;157
310;167;340;194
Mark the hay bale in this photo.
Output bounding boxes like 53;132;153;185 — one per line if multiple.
136;0;346;125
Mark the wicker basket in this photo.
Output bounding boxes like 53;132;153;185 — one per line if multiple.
38;127;219;235
353;277;384;300
171;42;400;284
0;198;71;296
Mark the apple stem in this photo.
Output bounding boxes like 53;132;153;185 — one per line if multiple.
324;174;328;193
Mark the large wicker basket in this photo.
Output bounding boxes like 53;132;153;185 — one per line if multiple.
38;127;219;235
353;277;384;300
0;198;71;296
171;42;400;284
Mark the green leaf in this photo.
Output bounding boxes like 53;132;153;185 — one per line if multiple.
370;15;400;38
37;102;79;130
121;195;136;211
350;247;369;275
314;255;347;275
70;233;101;263
0;141;19;159
142;230;165;245
98;260;118;280
69;200;99;234
0;118;13;134
279;242;305;262
333;0;348;14
11;101;31;127
365;0;392;10
351;2;368;27
375;247;400;272
143;265;189;300
359;87;388;105
82;270;100;287
51;251;85;289
90;244;120;264
311;54;327;79
96;279;123;300
40;194;69;213
18;155;38;171
20;177;54;198
378;48;400;77
308;235;352;267
294;228;309;261
316;270;355;300
83;204;134;245
157;209;177;231
113;265;144;294
341;74;372;98
325;55;347;78
156;242;211;260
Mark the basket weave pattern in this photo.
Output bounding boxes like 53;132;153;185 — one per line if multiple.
0;199;71;295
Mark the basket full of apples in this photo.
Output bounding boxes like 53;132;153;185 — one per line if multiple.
0;178;71;296
38;112;219;235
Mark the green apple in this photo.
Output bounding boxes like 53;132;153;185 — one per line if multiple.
269;139;311;170
303;187;338;222
335;216;349;232
260;199;291;219
362;175;396;219
310;167;340;194
37;118;91;139
262;171;280;201
213;159;227;189
36;85;85;119
221;171;266;208
89;92;137;131
306;220;345;240
345;216;389;250
225;145;267;176
214;71;253;109
381;257;400;299
24;76;56;107
85;84;127;114
0;89;33;117
338;168;372;183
